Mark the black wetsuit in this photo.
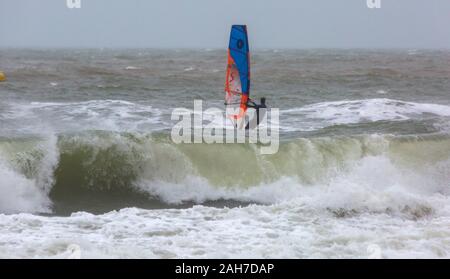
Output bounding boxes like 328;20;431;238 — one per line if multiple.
246;99;267;129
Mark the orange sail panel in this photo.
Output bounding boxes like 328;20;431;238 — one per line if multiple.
225;25;250;119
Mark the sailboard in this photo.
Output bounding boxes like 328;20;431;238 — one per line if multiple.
225;25;250;123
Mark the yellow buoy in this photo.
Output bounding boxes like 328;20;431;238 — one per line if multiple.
0;71;5;81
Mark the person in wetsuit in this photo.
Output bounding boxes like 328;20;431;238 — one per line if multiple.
246;97;267;129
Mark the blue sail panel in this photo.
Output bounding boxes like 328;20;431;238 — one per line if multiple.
228;25;250;95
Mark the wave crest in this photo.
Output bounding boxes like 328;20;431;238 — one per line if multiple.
0;132;449;216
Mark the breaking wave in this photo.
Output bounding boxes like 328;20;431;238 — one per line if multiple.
0;131;449;217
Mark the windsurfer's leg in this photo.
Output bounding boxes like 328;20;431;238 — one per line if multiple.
256;108;260;126
259;108;267;126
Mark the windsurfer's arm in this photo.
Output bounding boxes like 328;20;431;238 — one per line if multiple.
247;99;257;108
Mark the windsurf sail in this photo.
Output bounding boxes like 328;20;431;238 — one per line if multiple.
225;25;250;120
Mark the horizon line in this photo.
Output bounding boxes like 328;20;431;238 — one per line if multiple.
2;46;450;51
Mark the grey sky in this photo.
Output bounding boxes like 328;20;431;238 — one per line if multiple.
1;0;450;48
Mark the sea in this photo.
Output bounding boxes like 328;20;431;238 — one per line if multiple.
0;48;449;258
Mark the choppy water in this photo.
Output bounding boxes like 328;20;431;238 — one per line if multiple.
0;49;450;258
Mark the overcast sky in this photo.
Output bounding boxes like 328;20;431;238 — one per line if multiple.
1;0;450;48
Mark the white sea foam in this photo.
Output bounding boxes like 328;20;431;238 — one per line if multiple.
0;191;449;259
125;66;142;70
3;98;449;135
281;98;450;132
2;100;165;134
